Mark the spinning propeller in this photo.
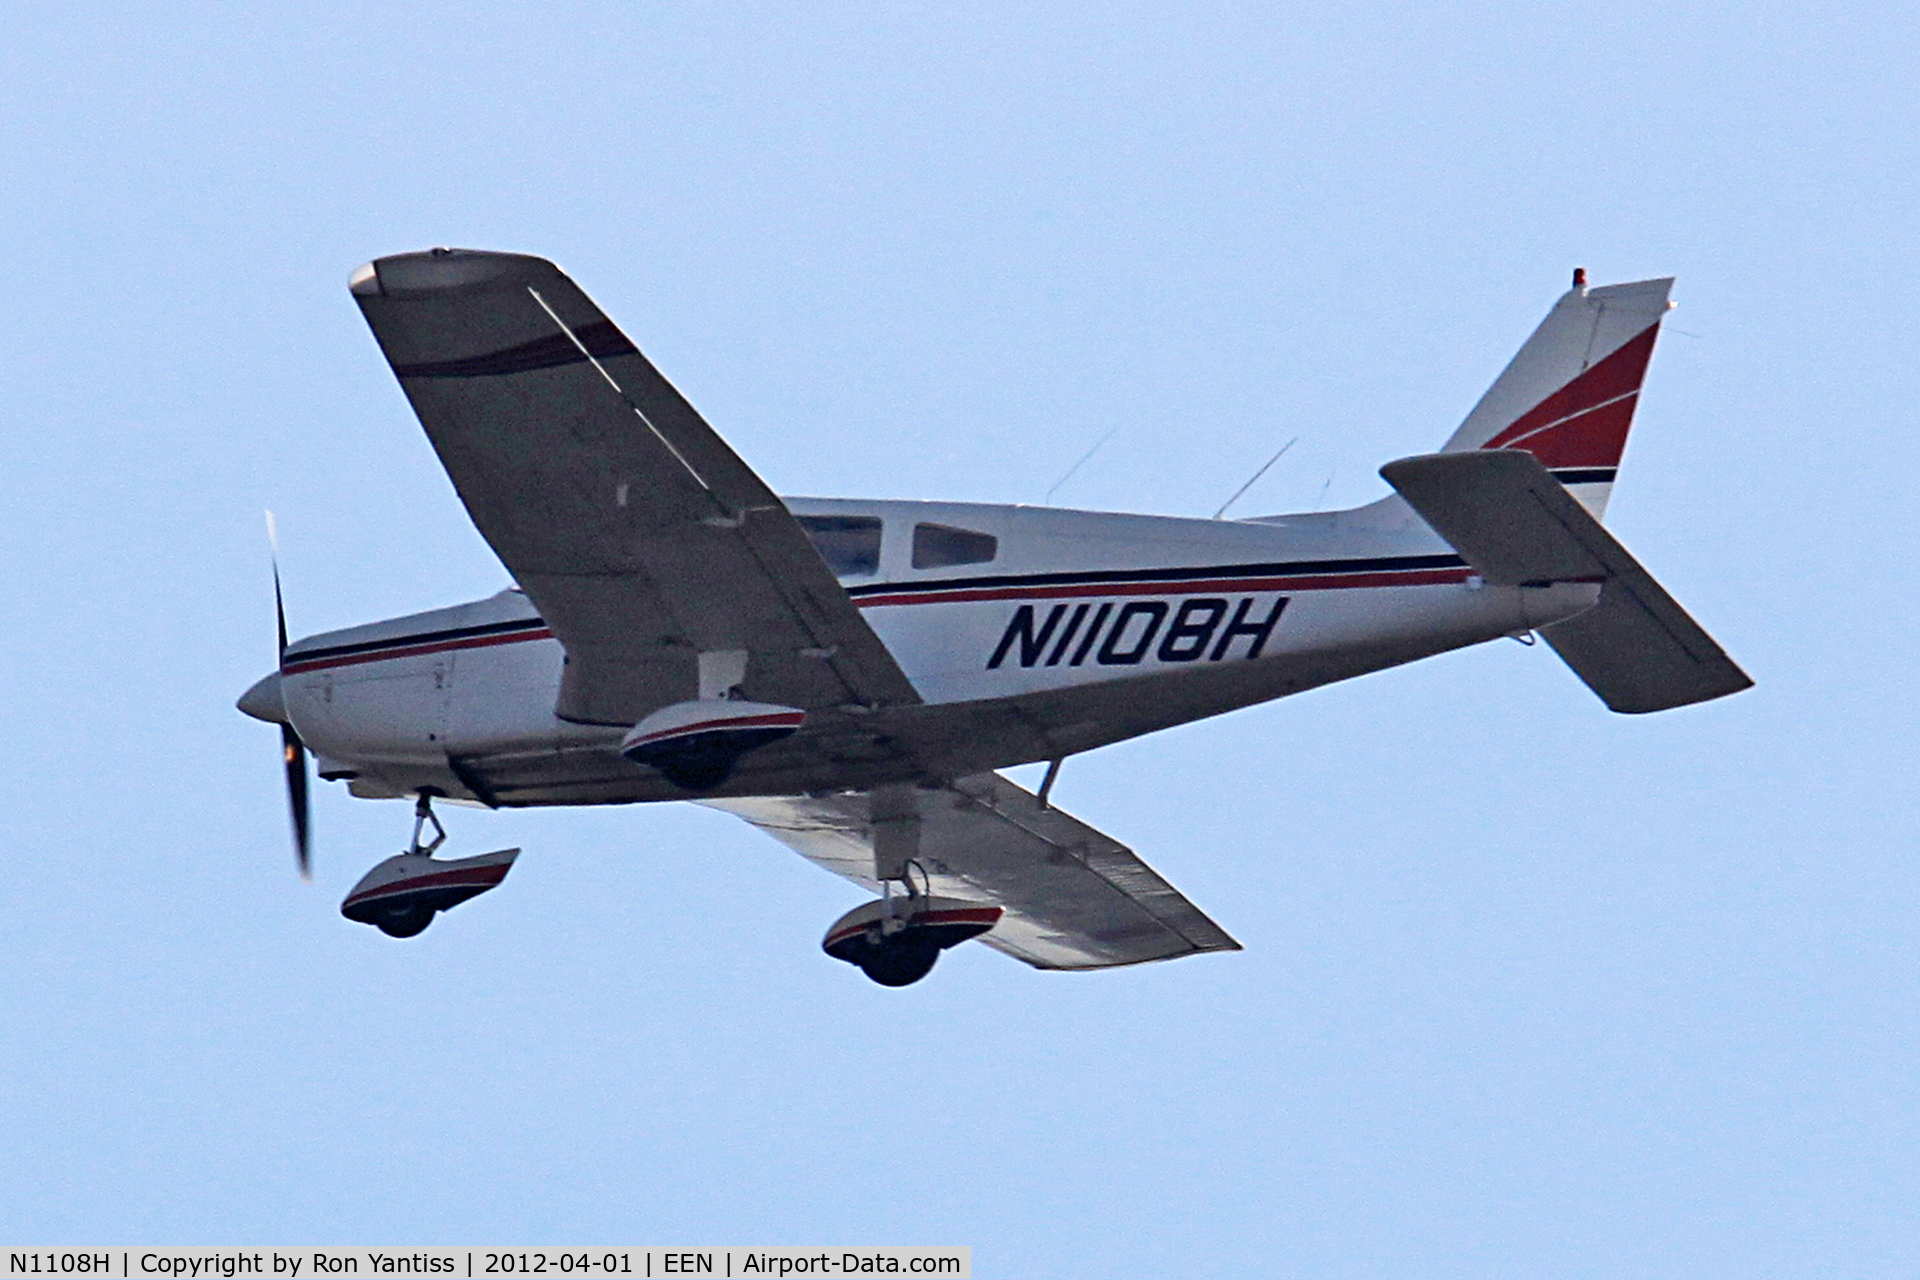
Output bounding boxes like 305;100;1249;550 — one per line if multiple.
268;512;313;878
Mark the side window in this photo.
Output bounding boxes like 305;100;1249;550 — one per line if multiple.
913;522;998;569
796;515;883;577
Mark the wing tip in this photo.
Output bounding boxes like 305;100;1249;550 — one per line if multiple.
348;260;380;296
349;248;560;300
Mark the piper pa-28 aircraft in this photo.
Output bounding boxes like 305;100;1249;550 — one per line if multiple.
238;250;1750;986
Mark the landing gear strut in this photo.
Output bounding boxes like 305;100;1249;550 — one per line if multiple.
857;879;943;987
409;792;446;855
819;788;1002;986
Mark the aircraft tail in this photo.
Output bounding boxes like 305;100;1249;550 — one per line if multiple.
1440;272;1673;519
1382;449;1751;713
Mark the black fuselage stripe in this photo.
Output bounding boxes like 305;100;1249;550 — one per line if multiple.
842;553;1465;599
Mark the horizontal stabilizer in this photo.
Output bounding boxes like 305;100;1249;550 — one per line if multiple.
1381;450;1752;713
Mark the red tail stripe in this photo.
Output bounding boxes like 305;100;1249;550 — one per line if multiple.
1500;396;1640;470
1483;322;1660;456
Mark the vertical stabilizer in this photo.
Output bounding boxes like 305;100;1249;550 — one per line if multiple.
1441;275;1673;519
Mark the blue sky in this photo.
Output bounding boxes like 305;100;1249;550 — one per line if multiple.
4;3;1917;1274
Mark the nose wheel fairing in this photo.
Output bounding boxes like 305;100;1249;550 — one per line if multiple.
340;846;521;937
340;847;521;936
339;794;519;938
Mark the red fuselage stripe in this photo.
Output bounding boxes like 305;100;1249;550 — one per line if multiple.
282;627;554;674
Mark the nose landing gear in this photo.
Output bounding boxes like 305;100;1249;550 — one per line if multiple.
339;794;520;938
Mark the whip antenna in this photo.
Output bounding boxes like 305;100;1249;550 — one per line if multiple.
1044;426;1120;505
1212;437;1297;520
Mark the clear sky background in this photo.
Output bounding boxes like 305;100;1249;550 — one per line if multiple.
3;2;1915;1275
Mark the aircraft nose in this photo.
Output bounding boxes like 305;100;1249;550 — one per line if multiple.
237;670;288;724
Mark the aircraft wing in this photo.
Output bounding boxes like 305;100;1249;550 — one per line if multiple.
706;773;1242;970
350;249;920;726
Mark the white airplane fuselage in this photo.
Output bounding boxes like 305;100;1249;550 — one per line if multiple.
271;493;1601;806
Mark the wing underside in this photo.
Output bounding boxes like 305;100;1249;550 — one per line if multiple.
350;249;919;727
707;773;1241;970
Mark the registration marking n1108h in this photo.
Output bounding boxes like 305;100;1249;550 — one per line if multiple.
987;596;1287;669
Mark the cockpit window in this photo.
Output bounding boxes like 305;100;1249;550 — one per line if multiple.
796;515;883;577
912;522;998;569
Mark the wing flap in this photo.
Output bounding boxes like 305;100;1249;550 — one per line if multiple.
1381;449;1752;713
708;773;1241;970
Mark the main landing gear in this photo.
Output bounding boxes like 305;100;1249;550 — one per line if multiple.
817;787;1003;986
821;868;1004;987
339;793;520;938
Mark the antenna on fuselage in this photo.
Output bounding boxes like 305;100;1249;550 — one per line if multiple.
1211;437;1298;520
1043;426;1121;505
1312;468;1336;512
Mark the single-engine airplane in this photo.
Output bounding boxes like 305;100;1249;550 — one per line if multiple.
238;251;1750;985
